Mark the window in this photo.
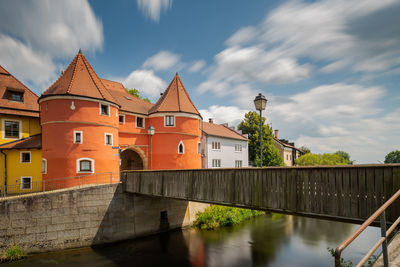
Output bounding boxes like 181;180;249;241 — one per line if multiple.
20;177;32;190
105;133;113;145
5;89;23;102
165;115;175;126
286;154;289;160
42;159;47;174
197;142;201;154
235;144;242;152
100;103;110;116
136;116;144;128
199;119;201;129
212;159;221;168
77;158;94;173
20;151;31;163
119;115;125;124
212;141;221;150
235;160;243;168
3;119;20;139
74;131;82;144
178;141;185;154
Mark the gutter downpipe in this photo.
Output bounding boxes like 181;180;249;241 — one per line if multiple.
1;150;6;196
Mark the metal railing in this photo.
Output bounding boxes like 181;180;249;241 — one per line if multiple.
335;188;400;267
0;172;119;199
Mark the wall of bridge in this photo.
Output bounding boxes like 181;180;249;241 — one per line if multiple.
123;164;400;223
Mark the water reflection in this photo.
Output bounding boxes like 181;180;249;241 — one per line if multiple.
7;214;380;267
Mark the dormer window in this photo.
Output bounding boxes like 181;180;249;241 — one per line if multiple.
100;103;110;116
5;89;23;102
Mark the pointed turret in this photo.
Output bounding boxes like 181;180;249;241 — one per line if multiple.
149;73;200;115
41;51;117;105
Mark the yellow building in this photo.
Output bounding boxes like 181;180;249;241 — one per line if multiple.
0;65;41;195
272;129;304;166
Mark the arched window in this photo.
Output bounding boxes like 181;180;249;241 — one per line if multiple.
76;158;95;173
178;141;185;154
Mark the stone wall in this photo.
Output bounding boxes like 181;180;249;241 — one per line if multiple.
0;184;208;254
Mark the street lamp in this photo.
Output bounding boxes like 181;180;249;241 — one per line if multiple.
147;125;155;170
254;93;267;167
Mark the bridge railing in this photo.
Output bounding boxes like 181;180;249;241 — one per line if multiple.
335;188;400;267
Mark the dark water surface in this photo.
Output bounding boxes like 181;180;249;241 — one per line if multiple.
6;214;380;267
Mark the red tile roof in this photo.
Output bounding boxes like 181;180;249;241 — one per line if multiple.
100;78;153;115
202;122;247;141
41;51;118;105
0;134;41;149
149;73;200;115
0;65;39;117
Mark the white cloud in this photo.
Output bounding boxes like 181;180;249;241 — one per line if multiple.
225;26;258;46
188;60;206;73
137;0;172;22
142;50;182;71
124;69;167;98
0;0;103;91
200;105;248;126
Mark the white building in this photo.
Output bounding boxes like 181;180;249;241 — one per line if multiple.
201;119;248;168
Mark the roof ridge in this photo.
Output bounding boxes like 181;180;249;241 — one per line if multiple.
66;54;79;94
0;65;39;97
176;75;201;115
176;75;181;112
148;75;175;113
81;54;105;99
221;123;247;139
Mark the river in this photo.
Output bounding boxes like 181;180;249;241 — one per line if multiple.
6;214;381;267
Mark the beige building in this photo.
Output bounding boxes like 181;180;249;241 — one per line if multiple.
272;129;304;166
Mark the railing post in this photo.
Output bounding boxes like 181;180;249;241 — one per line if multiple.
380;211;389;267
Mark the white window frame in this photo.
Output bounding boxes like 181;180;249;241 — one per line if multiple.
197;142;201;154
99;103;110;116
178;140;185;154
104;133;113;146
42;158;47;174
235;144;242;152
119;114;125;124
76;158;95;173
164;115;175;127
212;159;221;168
136;116;145;129
20;151;31;163
2;118;21;140
20;176;32;190
235;160;242;168
74;131;83;144
212;141;221;151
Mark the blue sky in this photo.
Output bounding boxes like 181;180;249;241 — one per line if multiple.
0;0;400;163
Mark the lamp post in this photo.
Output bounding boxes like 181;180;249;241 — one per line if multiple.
254;93;267;167
147;125;155;170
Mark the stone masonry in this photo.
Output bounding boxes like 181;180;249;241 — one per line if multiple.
0;183;208;254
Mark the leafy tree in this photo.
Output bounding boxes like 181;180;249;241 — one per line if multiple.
238;111;284;166
384;150;400;163
295;153;349;166
300;146;311;154
126;88;151;103
334;150;354;164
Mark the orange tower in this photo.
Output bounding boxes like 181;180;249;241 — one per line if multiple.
148;73;202;169
39;50;120;186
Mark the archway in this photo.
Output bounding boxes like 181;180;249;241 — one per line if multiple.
120;148;146;170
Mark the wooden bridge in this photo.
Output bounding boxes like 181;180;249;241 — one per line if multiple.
122;164;400;223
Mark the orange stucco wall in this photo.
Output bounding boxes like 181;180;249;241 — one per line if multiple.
40;98;119;184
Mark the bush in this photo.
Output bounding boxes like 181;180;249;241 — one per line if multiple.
0;245;25;263
193;205;265;230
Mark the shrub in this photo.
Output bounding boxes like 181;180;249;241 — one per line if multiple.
0;244;25;263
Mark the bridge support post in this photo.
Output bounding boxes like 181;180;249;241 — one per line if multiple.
380;211;389;267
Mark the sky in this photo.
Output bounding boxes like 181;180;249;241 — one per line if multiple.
0;0;399;163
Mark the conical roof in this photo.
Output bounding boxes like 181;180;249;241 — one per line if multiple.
149;73;200;115
41;50;117;105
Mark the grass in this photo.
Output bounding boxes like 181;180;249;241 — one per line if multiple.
327;248;377;267
193;205;265;230
0;245;25;263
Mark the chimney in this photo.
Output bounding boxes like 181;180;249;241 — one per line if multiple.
223;123;228;127
274;129;279;139
208;118;213;124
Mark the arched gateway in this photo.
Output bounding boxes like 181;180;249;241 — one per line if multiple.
120;147;147;170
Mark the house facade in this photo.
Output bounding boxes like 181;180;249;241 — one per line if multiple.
1;50;203;192
201;119;248;168
272;130;304;166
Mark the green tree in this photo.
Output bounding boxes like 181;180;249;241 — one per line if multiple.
238;111;284;166
126;88;151;103
384;150;400;163
299;145;311;154
334;150;354;164
295;153;349;166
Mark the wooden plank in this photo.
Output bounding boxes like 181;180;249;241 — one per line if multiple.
365;168;375;216
303;169;310;212
328;168;337;216
335;168;344;217
350;168;359;219
375;167;384;208
271;170;277;209
308;168;316;213
383;167;395;222
342;168;351;218
288;169;297;211
296;169;303;212
358;168;367;219
392;167;400;223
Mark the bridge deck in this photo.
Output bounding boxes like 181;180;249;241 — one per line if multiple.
122;164;400;223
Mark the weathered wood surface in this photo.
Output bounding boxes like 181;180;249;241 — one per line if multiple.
122;164;400;223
